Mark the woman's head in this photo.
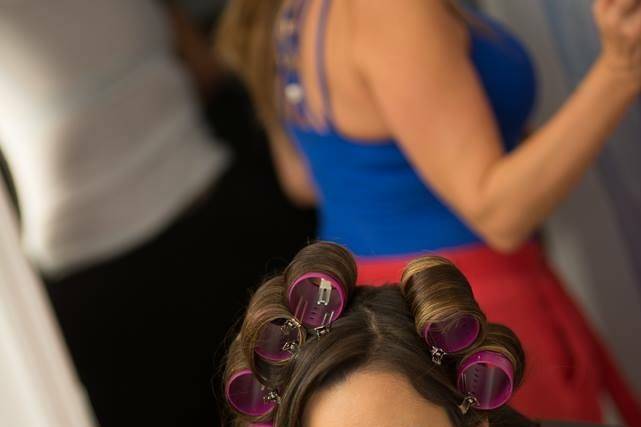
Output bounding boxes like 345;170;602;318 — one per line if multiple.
305;370;465;427
223;242;534;427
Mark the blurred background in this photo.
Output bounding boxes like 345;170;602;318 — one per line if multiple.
0;1;315;426
0;0;639;426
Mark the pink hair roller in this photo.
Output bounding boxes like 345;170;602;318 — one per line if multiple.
255;318;303;363
287;272;347;333
225;369;279;417
457;350;514;411
422;315;480;364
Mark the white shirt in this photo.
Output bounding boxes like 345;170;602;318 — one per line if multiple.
0;177;96;427
0;0;230;276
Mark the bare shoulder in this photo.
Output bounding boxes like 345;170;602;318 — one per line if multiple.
347;0;467;66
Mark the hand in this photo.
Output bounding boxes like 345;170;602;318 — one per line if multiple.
594;0;641;89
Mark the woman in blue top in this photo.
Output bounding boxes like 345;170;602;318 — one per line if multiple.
217;0;641;424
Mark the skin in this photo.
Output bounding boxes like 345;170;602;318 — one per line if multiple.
303;370;488;427
271;0;641;252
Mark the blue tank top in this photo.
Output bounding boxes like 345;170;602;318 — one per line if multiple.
277;1;537;258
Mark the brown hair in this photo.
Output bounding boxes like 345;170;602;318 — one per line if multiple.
222;242;536;427
239;275;304;381
401;256;487;356
239;242;357;382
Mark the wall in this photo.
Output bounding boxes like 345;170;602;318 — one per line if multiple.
480;0;641;395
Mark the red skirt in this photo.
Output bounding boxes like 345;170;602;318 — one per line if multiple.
357;242;641;425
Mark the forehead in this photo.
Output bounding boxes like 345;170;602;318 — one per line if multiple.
303;370;453;427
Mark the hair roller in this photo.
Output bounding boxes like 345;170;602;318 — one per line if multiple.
283;242;357;333
456;323;525;412
224;339;280;422
240;276;305;376
400;256;486;364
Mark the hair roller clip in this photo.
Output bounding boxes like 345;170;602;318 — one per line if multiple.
287;272;347;333
458;394;480;415
225;369;280;417
255;318;304;363
456;350;515;411
423;315;481;365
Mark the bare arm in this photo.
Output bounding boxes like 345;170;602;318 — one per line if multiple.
353;0;641;252
267;125;318;207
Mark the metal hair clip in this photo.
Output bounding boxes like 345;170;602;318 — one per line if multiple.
430;346;446;365
313;326;331;337
280;319;303;355
312;310;335;338
264;390;282;406
423;315;481;365
456;350;515;411
280;318;302;335
458;394;480;415
281;340;300;355
287;272;347;331
256;318;303;363
317;278;333;306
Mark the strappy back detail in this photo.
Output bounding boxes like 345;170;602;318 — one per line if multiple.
316;0;334;124
275;0;313;128
276;0;334;132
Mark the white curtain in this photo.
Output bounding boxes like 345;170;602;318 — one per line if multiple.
479;0;641;395
0;180;96;427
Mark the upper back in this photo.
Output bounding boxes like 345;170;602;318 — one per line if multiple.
291;0;470;140
277;0;537;256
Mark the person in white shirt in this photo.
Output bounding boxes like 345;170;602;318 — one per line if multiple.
0;1;314;426
0;0;229;276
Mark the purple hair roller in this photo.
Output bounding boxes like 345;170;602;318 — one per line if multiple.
423;315;480;364
225;369;279;417
457;350;514;411
287;272;346;333
255;318;303;362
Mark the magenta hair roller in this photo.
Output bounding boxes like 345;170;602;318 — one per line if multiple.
225;369;279;417
287;272;347;334
457;350;514;411
422;315;480;364
255;318;303;362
